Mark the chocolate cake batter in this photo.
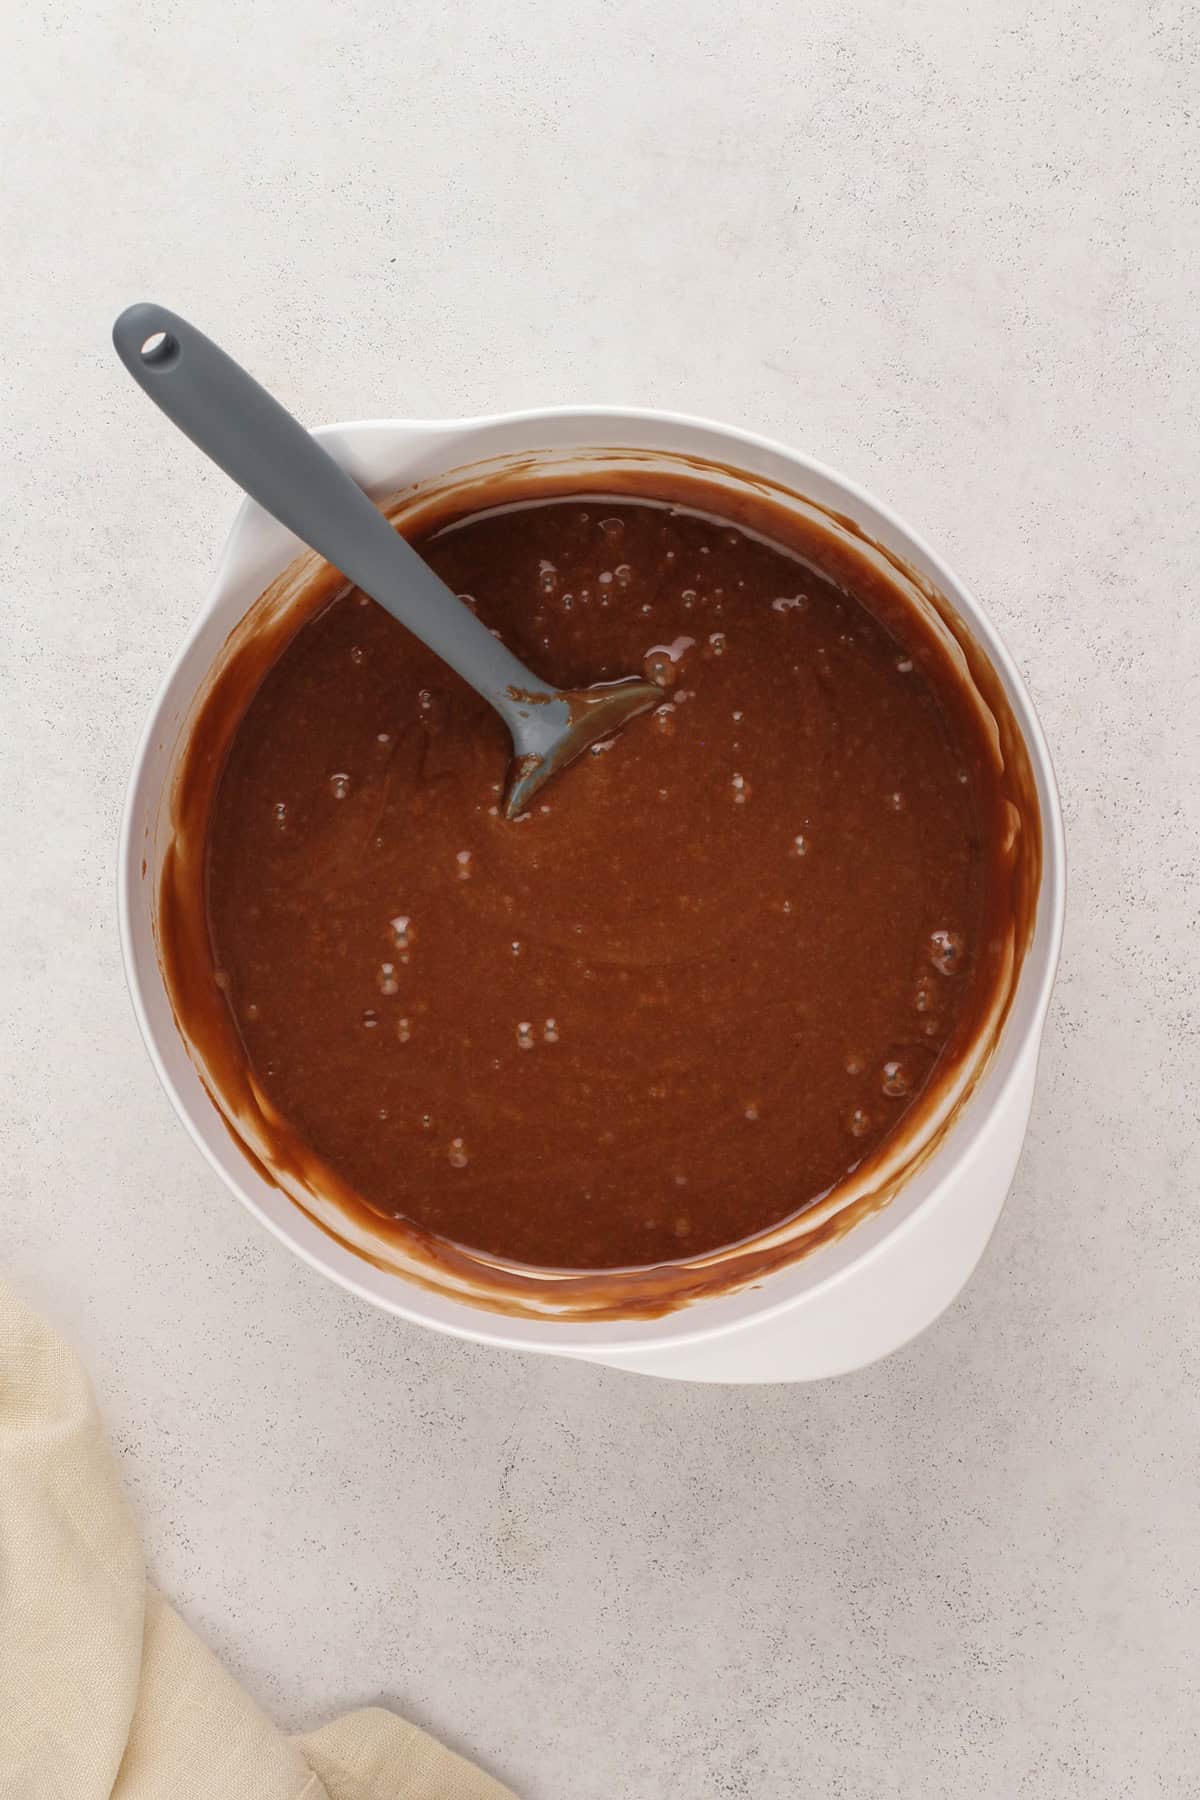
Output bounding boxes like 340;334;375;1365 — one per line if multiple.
197;490;1016;1272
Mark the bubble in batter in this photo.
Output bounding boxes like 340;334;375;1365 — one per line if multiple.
929;929;966;975
881;1059;913;1098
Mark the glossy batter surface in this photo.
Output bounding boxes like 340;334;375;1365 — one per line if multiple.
206;498;994;1269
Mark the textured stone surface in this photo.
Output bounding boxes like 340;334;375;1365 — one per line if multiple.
2;2;1197;1794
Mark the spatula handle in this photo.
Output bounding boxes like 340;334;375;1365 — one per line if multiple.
112;303;551;716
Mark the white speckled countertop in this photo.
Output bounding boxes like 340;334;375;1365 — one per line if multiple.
2;3;1198;1794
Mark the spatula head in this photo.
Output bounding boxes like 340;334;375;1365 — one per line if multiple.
503;677;661;818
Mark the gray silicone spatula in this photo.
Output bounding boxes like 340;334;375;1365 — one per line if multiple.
112;303;659;817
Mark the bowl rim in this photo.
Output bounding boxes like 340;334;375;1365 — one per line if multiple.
118;403;1067;1353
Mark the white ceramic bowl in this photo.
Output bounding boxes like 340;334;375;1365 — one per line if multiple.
119;408;1065;1382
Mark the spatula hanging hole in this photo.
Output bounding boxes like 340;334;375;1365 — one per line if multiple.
140;331;179;368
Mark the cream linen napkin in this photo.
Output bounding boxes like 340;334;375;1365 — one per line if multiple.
0;1281;514;1800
